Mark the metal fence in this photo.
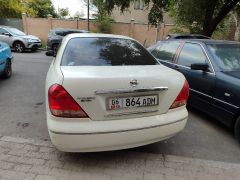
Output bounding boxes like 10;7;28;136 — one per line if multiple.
0;18;23;31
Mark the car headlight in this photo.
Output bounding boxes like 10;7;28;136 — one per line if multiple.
25;38;36;43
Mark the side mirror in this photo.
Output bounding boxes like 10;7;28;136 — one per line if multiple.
3;32;12;37
45;51;56;57
191;63;209;71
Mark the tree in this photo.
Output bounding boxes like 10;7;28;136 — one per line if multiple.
168;0;240;36
0;0;25;18
104;0;240;36
59;8;69;18
92;0;114;33
27;0;58;18
0;0;57;18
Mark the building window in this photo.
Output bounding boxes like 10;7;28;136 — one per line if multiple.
134;0;144;10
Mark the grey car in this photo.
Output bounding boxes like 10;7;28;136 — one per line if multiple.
0;26;41;53
46;28;88;56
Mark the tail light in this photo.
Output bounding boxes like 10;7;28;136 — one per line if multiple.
170;80;189;109
48;84;88;118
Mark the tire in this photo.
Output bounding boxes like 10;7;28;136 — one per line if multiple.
235;116;240;143
14;41;25;53
52;44;59;56
2;60;12;78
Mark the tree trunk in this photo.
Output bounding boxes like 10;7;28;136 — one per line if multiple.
202;0;240;37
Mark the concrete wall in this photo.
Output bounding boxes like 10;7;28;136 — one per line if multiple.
0;18;23;31
22;14;175;47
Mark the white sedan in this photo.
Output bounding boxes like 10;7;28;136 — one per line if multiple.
45;33;189;152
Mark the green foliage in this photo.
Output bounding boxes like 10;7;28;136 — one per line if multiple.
0;0;24;18
0;0;57;18
27;0;58;18
59;8;69;18
93;0;114;33
104;0;240;36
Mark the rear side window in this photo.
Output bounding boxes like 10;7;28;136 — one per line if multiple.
61;37;158;66
178;43;207;67
150;41;180;63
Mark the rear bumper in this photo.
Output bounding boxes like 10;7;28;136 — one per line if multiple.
47;107;188;152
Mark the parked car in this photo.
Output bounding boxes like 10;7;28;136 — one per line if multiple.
0;41;13;78
0;26;41;53
165;34;211;40
45;33;189;152
46;28;88;56
148;39;240;142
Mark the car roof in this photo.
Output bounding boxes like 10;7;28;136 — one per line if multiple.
167;34;210;39
52;28;88;32
65;33;134;41
158;39;240;45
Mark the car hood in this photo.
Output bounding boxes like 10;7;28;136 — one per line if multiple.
20;35;40;41
222;71;240;79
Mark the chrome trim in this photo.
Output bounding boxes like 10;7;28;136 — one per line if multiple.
105;110;158;117
190;88;212;98
49;118;186;135
213;97;239;109
190;88;239;109
95;87;168;95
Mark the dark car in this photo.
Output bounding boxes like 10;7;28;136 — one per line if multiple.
148;39;240;142
165;34;211;40
46;28;88;56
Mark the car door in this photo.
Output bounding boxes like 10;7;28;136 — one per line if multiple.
175;42;216;112
149;41;181;69
0;28;11;46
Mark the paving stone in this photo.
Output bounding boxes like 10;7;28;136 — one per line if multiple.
14;164;33;173
0;161;15;170
35;175;57;180
39;147;56;153
7;156;45;166
0;136;239;180
23;145;40;152
0;141;25;150
30;165;51;175
143;172;165;180
45;160;64;168
0;169;36;180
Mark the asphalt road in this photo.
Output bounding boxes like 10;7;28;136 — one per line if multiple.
0;51;239;163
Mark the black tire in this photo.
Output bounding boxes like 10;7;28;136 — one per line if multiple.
14;41;25;53
52;44;59;56
235;116;240;143
2;61;12;78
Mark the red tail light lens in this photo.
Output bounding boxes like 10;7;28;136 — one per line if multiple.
48;84;88;118
170;80;189;109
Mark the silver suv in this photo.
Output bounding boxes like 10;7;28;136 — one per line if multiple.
0;26;41;53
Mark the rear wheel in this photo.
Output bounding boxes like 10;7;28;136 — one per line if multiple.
2;61;12;78
235;116;240;143
14;42;25;53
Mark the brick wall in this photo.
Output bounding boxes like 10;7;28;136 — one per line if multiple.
22;14;175;47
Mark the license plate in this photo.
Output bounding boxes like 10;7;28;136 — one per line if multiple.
108;95;159;110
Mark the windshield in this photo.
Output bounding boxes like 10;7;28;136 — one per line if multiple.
7;28;26;36
61;37;158;66
207;43;240;71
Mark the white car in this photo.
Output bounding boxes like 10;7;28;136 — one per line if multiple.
45;33;189;152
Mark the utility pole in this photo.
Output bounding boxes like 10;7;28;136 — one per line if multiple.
87;0;90;31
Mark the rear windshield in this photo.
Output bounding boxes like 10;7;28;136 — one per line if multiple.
61;37;158;66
